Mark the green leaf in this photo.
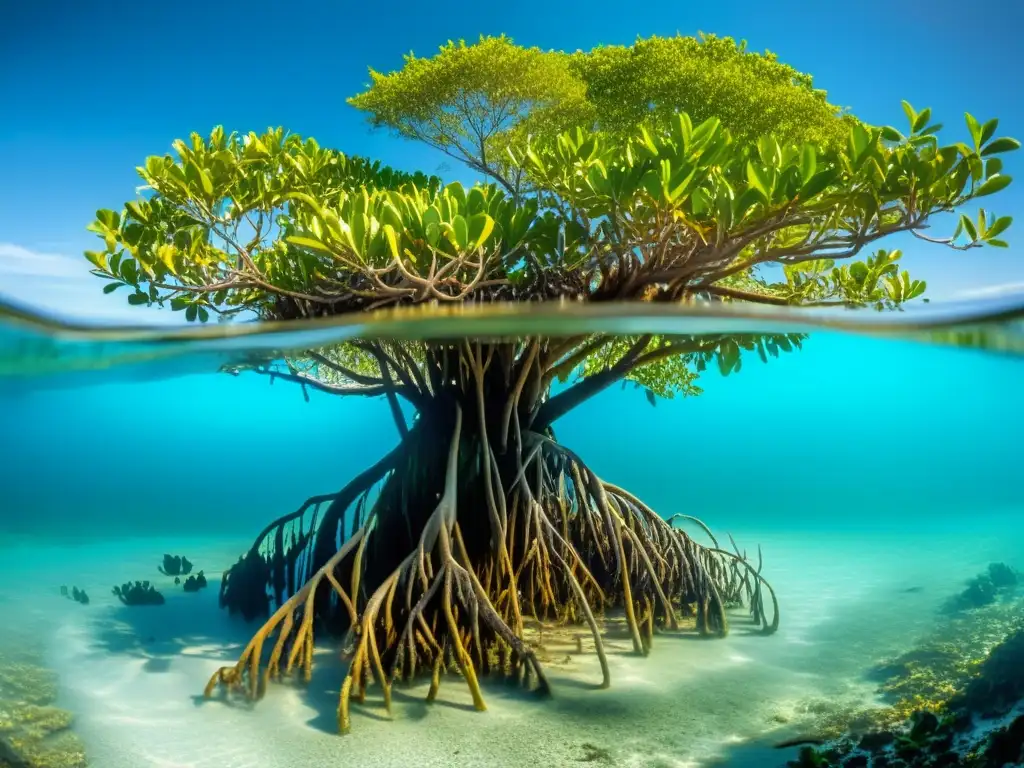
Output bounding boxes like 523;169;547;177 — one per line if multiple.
382;224;400;259
286;235;334;253
199;168;214;197
800;169;836;200
901;101;917;129
961;214;978;241
986;216;1013;240
84;250;109;271
757;135;779;167
198;307;210;322
467;213;495;248
716;187;734;233
799;145;816;184
746;161;772;201
155;244;177;274
143;156;165;179
850;124;871;158
125;201;147;222
96;209;120;230
974;175;1012;197
980;118;998;146
981;137;1021;156
102;282;122;294
987;239;1009;248
127;292;149;305
912;107;932;134
452;214;469;250
965;112;982;149
717;340;740;376
185;304;198;322
120;259;138;284
880;126;904;143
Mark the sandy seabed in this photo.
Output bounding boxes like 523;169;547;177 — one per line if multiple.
0;517;1020;768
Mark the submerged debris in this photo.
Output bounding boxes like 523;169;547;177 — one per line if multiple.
157;554;193;577
112;580;165;606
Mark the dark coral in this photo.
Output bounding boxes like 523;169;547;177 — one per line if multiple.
182;571;208;593
112;581;165;606
158;554;194;577
987;562;1018;590
942;562;1018;614
59;585;89;605
950;627;1024;718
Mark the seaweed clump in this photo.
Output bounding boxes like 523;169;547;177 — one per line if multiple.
112;581;165;606
157;554;193;577
58;587;89;606
182;572;207;593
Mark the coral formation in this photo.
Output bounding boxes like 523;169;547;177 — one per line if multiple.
181;571;207;593
157;554;193;577
58;587;88;606
112;581;165;606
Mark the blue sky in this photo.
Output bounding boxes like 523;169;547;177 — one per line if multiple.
1;0;1022;324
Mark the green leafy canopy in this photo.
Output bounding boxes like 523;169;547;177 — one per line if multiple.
347;33;855;193
84;107;1018;319
83;36;1019;400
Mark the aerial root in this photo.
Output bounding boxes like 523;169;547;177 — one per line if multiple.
205;410;778;734
204;523;367;701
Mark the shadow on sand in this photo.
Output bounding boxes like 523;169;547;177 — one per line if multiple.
86;576;252;668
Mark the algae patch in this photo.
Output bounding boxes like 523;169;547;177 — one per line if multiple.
781;562;1024;767
0;649;86;768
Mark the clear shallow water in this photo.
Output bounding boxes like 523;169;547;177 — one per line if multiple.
0;300;1022;768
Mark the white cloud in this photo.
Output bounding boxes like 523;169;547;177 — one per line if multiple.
0;243;178;325
0;243;92;279
946;282;1024;300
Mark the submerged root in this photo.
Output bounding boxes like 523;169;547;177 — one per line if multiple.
207;405;779;733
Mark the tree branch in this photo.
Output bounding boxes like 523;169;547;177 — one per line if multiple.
244;368;391;398
533;336;652;429
699;286;791;305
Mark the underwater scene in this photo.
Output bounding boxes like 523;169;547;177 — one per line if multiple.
3;3;1024;766
0;305;1023;768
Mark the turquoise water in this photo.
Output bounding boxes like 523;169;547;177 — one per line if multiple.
0;303;1022;767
